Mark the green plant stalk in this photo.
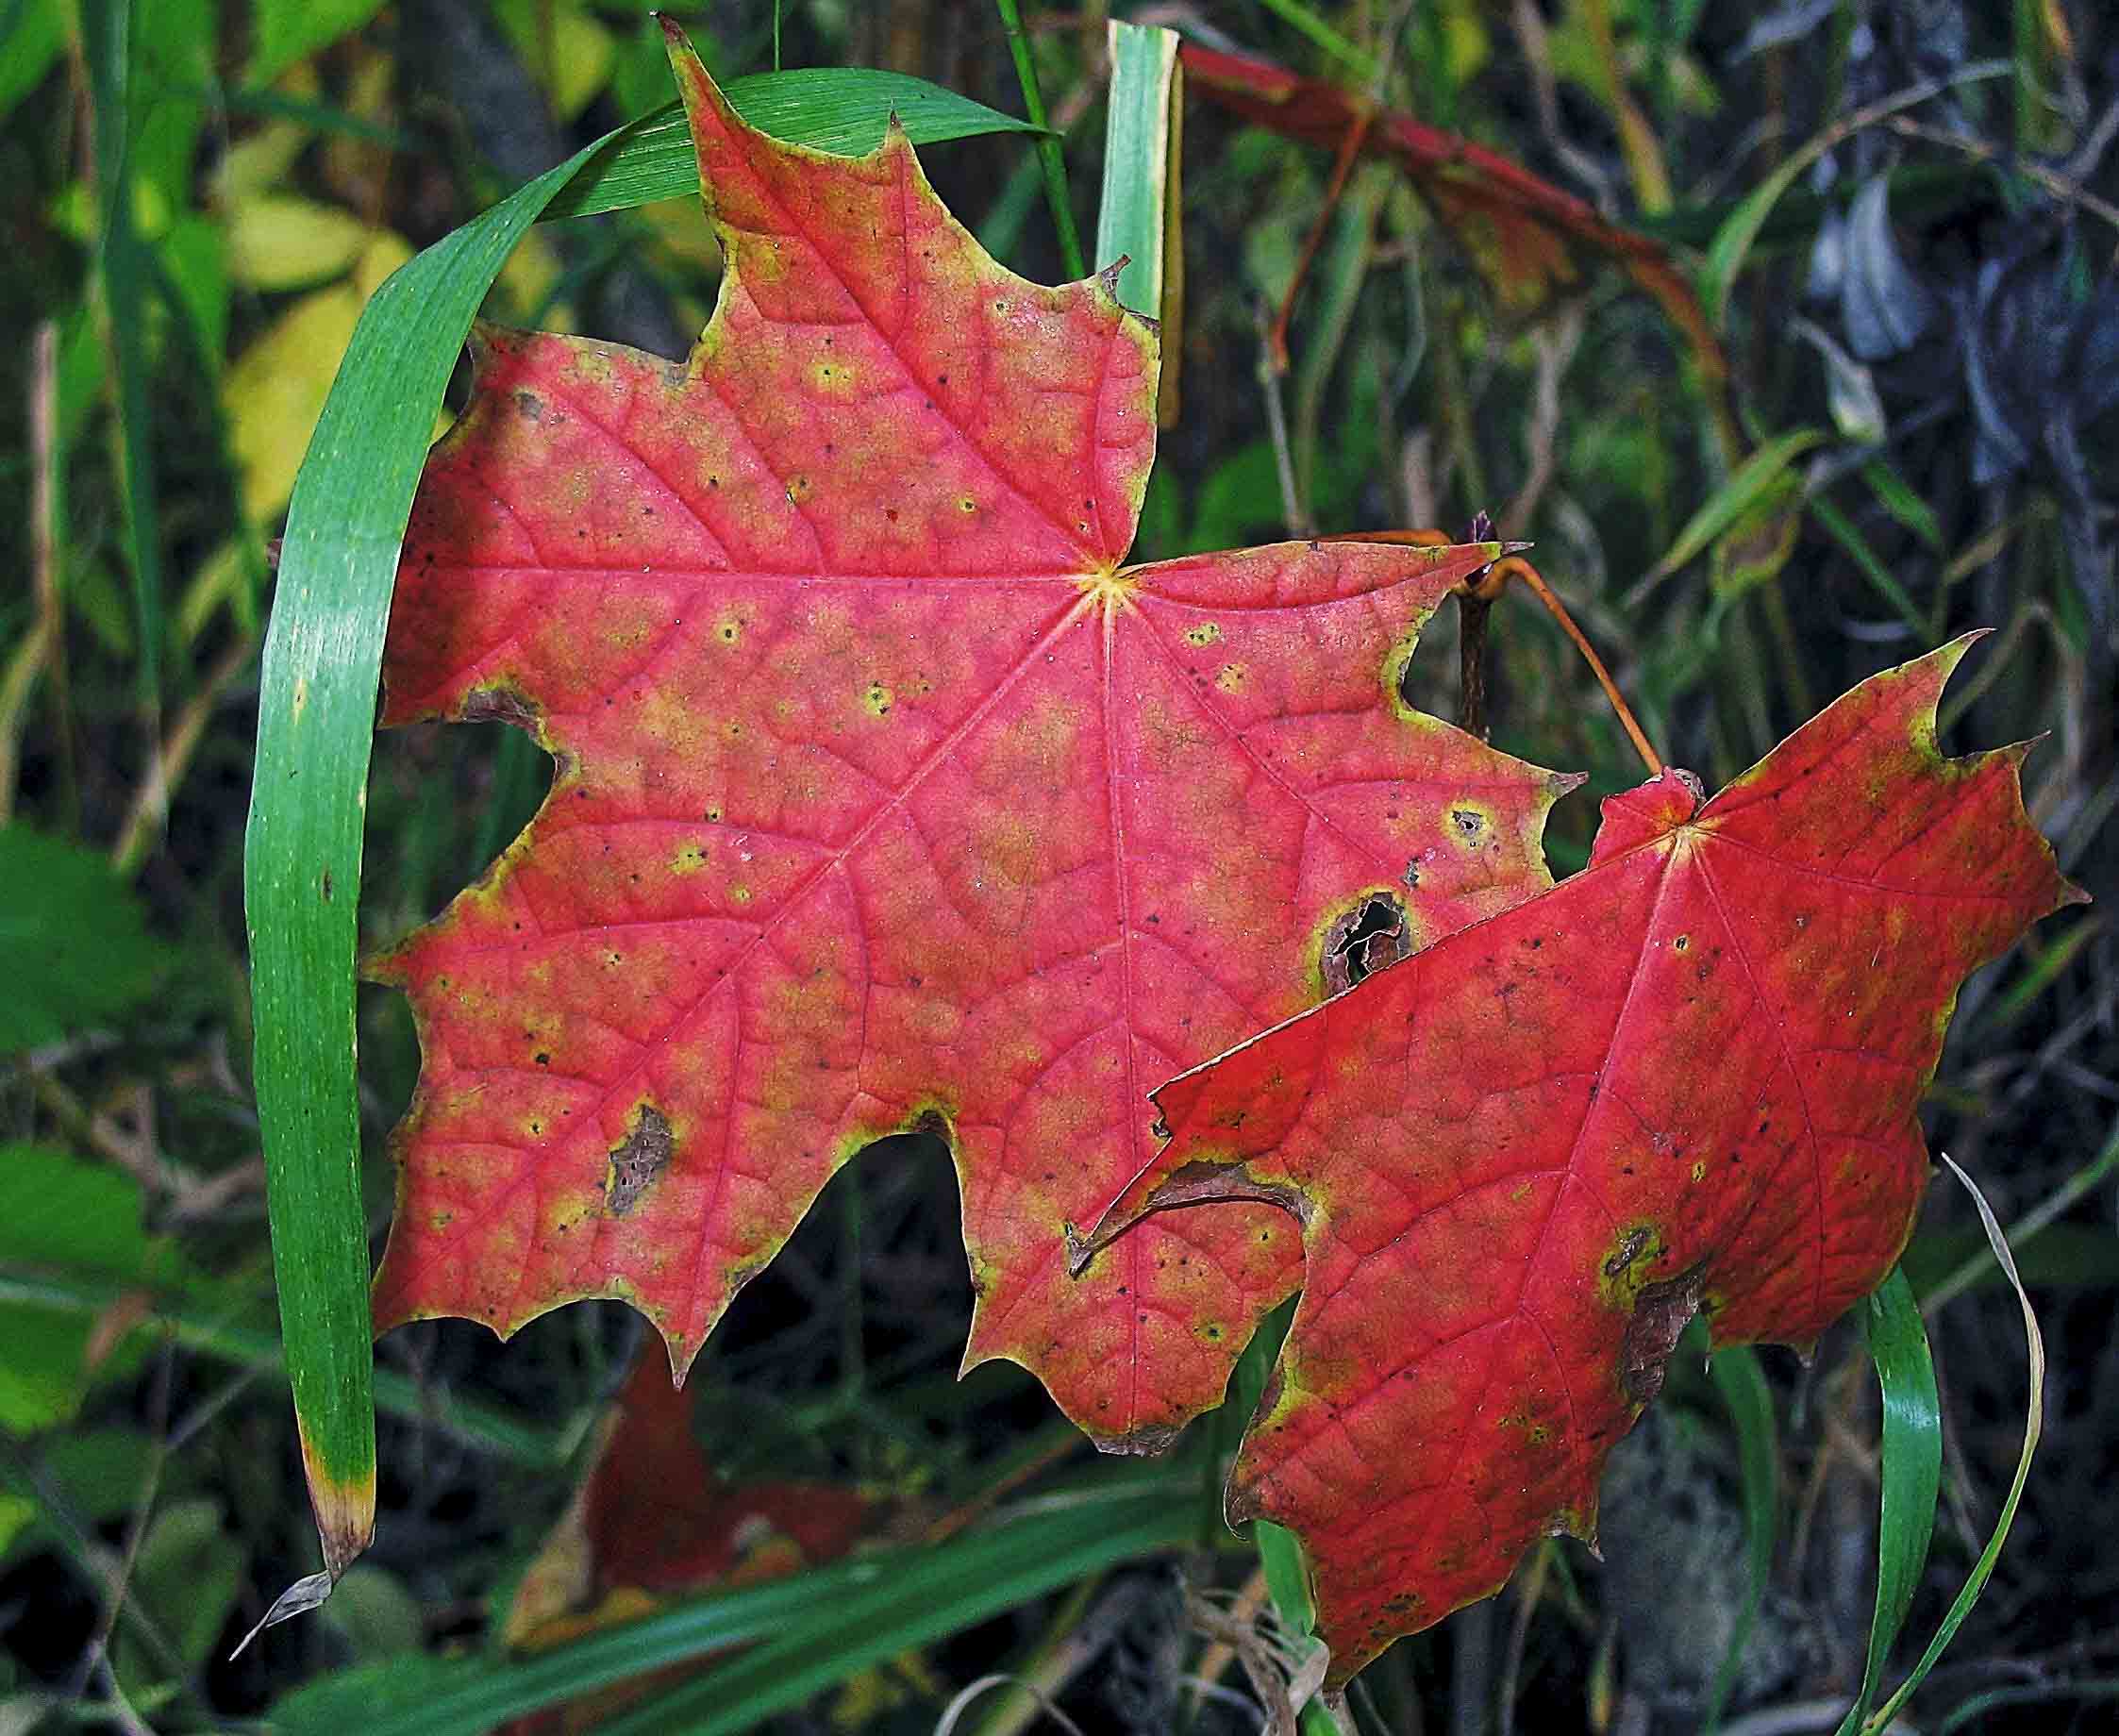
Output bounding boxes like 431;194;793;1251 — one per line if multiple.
81;0;163;712
1095;20;1181;318
1810;495;1929;633
993;0;1086;279
1256;0;1380;81
242;62;1083;1603
1837;1265;1943;1733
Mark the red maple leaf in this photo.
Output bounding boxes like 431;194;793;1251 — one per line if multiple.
368;26;1575;1446
498;1351;871;1735
1082;639;2082;1680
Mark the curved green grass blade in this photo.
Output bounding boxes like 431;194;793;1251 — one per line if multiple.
1861;1157;2045;1735
1636;426;1827;596
542;70;1044;222
244;58;1048;1619
1831;1265;1942;1736
270;1478;1196;1736
1703;1344;1777;1732
245;122;636;1603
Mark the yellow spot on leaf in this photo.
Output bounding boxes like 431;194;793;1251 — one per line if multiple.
1184;623;1222;646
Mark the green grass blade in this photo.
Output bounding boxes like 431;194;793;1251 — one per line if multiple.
993;0;1086;279
1255;0;1381;80
1638;427;1827;593
1832;1265;1942;1736
542;71;1044;222
1703;1345;1777;1732
243;114;667;1599
1810;495;1930;633
0;1271;563;1465
1095;21;1181;315
82;0;163;710
1859;459;1946;554
1936;1679;2119;1733
1862;1157;2046;1735
1922;1114;2119;1312
1700;61;2010;325
270;1479;1197;1736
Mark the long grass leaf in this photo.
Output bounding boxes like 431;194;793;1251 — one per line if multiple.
1096;22;1181;317
1637;427;1827;595
270;1481;1196;1736
1861;1157;2045;1734
1832;1266;1942;1736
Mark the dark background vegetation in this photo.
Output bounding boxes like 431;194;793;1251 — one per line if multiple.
1;1;2114;1731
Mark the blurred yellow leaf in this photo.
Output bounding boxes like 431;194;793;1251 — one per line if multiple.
216;123;313;209
225;232;415;522
494;228;567;325
227;193;372;291
493;0;616;122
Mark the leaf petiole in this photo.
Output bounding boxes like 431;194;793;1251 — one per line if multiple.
1479;555;1665;779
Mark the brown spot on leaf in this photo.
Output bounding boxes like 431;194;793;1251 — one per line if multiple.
1619;1262;1706;1406
460;684;539;731
1602;1227;1651;1277
606;1104;674;1216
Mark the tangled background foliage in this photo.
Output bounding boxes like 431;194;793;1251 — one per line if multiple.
0;1;2112;1731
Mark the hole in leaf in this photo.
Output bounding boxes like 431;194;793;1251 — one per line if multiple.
1323;893;1411;994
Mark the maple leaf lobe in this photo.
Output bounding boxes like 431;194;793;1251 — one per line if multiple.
369;32;1577;1449
1102;635;2081;1682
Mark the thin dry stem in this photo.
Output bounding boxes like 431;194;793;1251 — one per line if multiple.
0;322;62;824
111;633;257;876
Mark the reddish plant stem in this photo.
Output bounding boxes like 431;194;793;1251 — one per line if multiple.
1475;555;1663;778
1331;529;1663;776
1267;107;1374;373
